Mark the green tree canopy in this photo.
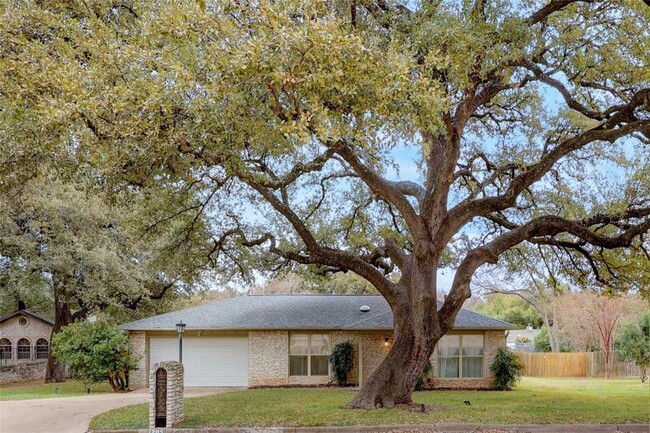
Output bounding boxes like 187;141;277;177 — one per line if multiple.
474;293;543;329
616;311;650;383
2;0;649;407
0;172;209;380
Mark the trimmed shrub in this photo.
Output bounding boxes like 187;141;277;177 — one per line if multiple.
490;347;524;390
329;341;354;386
52;321;138;392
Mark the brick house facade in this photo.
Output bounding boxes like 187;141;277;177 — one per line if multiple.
124;295;514;390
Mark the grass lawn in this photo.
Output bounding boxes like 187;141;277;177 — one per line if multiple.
89;377;650;430
0;379;112;400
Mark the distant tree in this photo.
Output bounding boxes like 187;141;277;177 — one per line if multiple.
52;321;138;392
310;272;379;295
475;250;570;353
533;326;571;353
250;272;306;294
474;293;542;329
616;311;650;383
565;292;628;378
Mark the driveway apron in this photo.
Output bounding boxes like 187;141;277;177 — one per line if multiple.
0;387;232;433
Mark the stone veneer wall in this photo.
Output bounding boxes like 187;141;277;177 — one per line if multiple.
133;328;505;390
0;361;47;385
429;330;505;389
0;314;53;364
248;330;393;387
249;329;505;389
248;331;289;386
128;331;147;389
149;361;184;428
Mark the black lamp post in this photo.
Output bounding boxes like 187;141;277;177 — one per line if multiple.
176;321;186;363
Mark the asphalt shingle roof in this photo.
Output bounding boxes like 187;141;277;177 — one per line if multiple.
120;295;516;331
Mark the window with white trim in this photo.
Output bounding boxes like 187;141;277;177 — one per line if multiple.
289;333;330;376
437;334;484;378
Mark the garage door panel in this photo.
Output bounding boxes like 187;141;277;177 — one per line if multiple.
149;336;248;387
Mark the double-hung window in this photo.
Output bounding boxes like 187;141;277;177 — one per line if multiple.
289;333;330;376
437;334;484;379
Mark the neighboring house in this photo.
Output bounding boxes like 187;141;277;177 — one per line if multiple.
506;326;541;353
0;309;53;366
122;294;516;390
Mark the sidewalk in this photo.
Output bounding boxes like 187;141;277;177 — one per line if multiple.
90;423;650;433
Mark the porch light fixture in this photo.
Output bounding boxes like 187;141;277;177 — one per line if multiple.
176;320;186;363
384;337;390;347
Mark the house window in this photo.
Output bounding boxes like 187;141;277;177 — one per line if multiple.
0;338;11;361
289;333;330;376
437;334;484;379
36;338;49;360
17;338;31;360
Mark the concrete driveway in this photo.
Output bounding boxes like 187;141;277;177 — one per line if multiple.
0;387;234;433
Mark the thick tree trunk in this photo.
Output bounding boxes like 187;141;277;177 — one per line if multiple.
347;296;441;408
347;244;448;409
45;281;73;383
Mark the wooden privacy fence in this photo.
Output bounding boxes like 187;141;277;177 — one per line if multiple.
512;351;641;378
514;351;587;377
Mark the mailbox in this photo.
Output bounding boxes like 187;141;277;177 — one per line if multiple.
149;361;184;428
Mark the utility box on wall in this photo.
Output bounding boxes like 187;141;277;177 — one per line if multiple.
149;361;184;428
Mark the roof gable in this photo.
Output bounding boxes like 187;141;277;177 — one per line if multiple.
0;310;55;327
120;294;516;331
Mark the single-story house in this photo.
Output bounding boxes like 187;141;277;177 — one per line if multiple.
506;326;541;352
0;309;53;365
121;294;516;389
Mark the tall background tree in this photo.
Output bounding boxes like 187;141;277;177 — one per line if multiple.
0;172;210;381
1;0;649;406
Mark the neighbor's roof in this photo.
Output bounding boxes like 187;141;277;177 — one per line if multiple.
0;309;55;326
120;295;516;331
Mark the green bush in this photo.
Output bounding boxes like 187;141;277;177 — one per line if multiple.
616;311;650;383
329;341;354;386
490;347;524;390
52;321;138;392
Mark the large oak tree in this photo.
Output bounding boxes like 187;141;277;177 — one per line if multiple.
1;0;649;406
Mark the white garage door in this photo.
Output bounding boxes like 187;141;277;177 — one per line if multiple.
149;336;248;387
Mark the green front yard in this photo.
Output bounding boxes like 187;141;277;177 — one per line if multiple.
90;377;650;430
0;379;112;400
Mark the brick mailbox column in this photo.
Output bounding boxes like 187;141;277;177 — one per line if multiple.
149;361;184;428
